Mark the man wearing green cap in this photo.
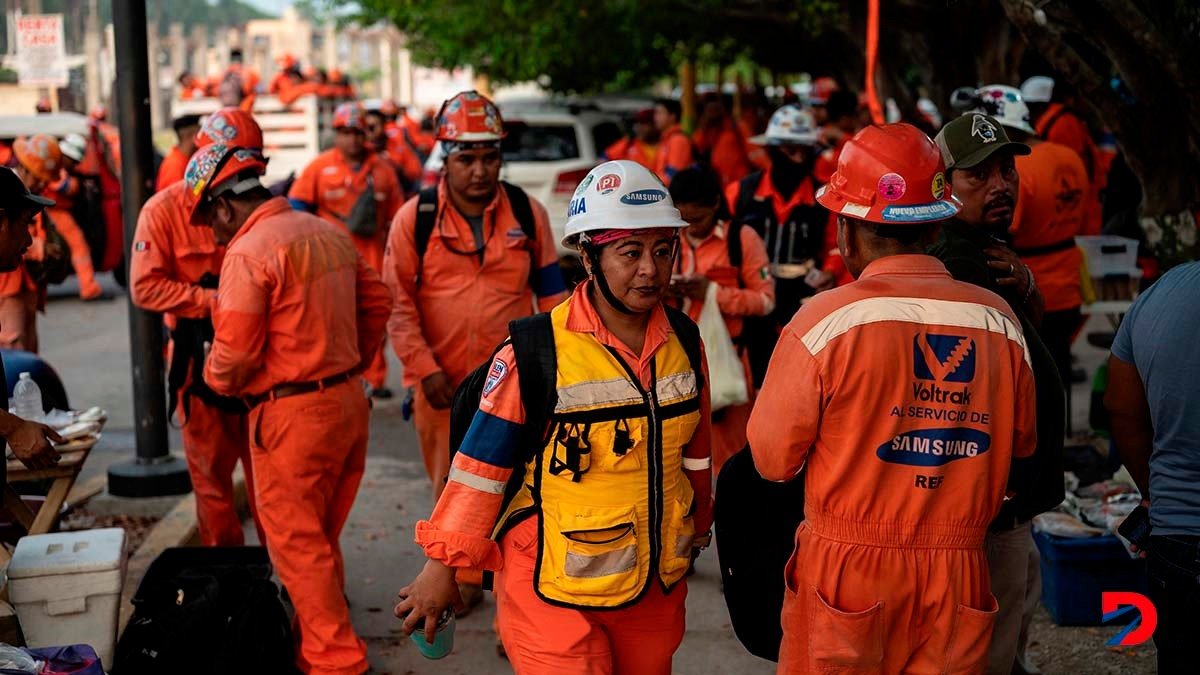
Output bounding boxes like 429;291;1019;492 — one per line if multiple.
931;113;1065;675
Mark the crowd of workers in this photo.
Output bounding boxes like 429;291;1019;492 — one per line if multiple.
0;63;1195;675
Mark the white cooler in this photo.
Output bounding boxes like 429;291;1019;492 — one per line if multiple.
7;527;127;670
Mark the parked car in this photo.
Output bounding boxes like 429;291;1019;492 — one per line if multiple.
421;109;624;256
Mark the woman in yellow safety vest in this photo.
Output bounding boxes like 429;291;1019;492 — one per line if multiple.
395;159;714;673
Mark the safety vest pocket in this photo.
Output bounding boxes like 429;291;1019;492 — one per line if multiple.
942;595;998;674
807;588;884;673
541;502;643;602
660;496;696;582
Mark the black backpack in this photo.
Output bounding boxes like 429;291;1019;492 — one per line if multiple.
344;173;379;238
414;181;535;282
447;306;706;535
113;547;296;675
714;447;806;662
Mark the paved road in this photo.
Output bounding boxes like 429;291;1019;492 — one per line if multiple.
38;273;1153;674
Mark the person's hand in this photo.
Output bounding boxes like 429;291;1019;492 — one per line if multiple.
394;560;466;644
805;268;836;292
421;371;456;409
7;419;63;470
985;246;1031;297
680;275;710;301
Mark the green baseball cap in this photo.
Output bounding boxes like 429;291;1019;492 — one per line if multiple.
934;113;1030;171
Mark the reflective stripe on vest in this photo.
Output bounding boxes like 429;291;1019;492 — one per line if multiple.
496;298;702;609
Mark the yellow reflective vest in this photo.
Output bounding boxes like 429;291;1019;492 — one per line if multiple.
496;300;703;609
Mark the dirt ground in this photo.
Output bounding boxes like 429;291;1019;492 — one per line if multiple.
1025;606;1156;675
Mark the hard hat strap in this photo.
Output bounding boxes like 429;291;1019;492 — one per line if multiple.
584;244;635;315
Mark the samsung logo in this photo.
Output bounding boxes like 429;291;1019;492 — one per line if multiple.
619;189;667;205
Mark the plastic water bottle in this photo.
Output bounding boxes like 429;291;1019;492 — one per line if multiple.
12;372;44;423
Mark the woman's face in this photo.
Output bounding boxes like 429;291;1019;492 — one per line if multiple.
593;230;677;314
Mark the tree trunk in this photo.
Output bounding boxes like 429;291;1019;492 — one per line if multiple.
999;0;1199;265
679;58;697;133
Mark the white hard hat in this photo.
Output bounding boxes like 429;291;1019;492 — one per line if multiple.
969;85;1035;134
562;160;685;248
1020;76;1055;104
59;133;86;162
749;105;818;146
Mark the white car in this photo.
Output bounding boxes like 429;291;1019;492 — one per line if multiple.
421;109;625;256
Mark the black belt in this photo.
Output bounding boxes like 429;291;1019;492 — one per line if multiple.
1013;237;1076;257
244;371;356;409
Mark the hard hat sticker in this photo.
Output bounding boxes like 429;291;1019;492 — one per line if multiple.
620;189;667;205
932;172;946;199
877;173;907;201
596;174;622;195
568;197;587;216
575;174;594;195
881;201;958;222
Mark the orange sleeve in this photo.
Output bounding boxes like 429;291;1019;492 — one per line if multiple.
684;343;714;535
354;251;393;372
205;251;273;396
530;199;569;311
382;200;442;383
665;134;694;178
129;199;216;318
715;226;774;317
155;151;186;192
287;156;320;207
1012;348;1038;459
747;326;823;481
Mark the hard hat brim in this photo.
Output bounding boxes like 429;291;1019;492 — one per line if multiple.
749;133;818;147
816;185;962;225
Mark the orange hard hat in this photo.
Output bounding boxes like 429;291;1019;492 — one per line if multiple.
332;102;366;131
380;99;400;117
197;107;264;150
13;135;63;183
434;90;505;143
184;143;268;224
816;123;960;225
809;76;840;106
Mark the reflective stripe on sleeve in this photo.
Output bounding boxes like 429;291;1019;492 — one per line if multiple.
448;467;507;494
682;456;712;471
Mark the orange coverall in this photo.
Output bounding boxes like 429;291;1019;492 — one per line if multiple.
156;146;191;192
45;173;102;300
675;222;774;476
205;197;392;675
693;121;752;186
1011;141;1090;313
1035;104;1102;235
129;182;260;547
416;283;713;673
0;215;46;352
288;149;403;390
78;122;123;272
748;254;1037;674
377;132;423;186
603;136;657;172
654;124;695;184
382;182;567;499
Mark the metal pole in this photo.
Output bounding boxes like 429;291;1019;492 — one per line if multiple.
107;0;190;497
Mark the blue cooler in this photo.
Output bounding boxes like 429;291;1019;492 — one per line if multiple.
1033;529;1148;626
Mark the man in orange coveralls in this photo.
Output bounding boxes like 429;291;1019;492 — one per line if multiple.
652;97;695;183
2;135;62;351
130;107;266;548
748;123;1038;674
289;101;402;398
155;114;202;191
190;142;391;675
44;134;104;301
382;90;567;501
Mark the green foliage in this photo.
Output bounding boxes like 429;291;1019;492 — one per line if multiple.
354;0;840;93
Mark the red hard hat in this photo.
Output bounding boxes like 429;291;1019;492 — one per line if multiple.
196;107;264;150
816;123;960;225
435;90;505;143
183;143;268;224
332;102;366;131
13;135;63;183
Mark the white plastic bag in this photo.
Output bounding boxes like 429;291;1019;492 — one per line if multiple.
696;282;749;411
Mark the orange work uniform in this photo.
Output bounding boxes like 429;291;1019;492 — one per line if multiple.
603;136;657;172
378;131;423;187
747;254;1037;675
45;173;102;300
156;146;191;192
78;122;123;272
129;181;260;547
1035;104;1102;235
382;181;567;498
654;124;694;184
288;149;403;390
0;214;46;352
205;197;392;675
416;283;713;673
1012;141;1089;313
675;222;774;476
693;121;752;186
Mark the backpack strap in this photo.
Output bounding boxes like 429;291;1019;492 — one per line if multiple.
664;305;706;393
733;172;764;226
501;181;537;241
508;313;557;448
1036;106;1068;138
414;186;439;283
725;221;745;287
